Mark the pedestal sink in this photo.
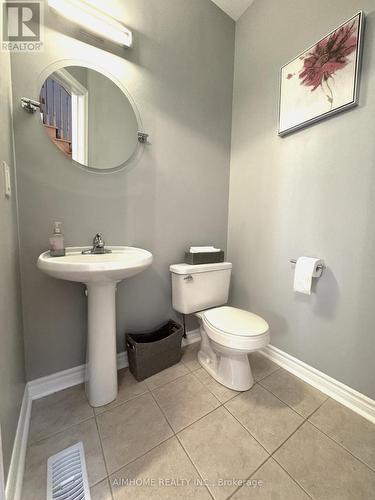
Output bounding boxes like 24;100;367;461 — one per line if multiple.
37;246;153;407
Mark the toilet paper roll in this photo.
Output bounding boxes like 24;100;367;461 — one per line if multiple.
293;257;324;295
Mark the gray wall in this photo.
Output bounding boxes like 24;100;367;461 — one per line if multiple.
86;68;138;169
11;0;234;380
228;0;375;399
65;66;87;88
0;51;25;479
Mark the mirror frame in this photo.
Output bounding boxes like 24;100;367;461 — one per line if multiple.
37;59;144;174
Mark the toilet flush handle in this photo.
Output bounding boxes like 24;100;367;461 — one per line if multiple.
184;275;193;282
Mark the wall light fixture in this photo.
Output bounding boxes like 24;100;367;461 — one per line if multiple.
48;0;133;48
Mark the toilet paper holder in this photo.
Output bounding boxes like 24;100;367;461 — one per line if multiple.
290;259;325;272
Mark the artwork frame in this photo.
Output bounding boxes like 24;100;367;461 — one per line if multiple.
278;11;365;137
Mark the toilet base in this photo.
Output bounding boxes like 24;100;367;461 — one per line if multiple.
198;347;254;392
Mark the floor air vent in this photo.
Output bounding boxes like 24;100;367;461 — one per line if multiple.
47;442;91;500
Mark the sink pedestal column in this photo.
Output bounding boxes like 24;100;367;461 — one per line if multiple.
85;282;118;407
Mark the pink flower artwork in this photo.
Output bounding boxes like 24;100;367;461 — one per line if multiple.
299;19;358;108
278;12;363;136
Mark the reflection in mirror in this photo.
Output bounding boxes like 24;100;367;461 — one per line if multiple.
39;66;139;171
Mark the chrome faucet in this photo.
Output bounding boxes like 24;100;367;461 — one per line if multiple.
82;233;112;254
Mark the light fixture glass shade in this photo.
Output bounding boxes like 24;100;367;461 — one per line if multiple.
48;0;132;48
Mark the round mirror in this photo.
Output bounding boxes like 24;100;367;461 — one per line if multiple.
39;65;141;172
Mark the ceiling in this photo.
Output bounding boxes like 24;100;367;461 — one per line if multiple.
211;0;255;21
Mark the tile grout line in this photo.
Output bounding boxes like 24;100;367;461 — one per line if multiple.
94;356;237;420
148;388;177;436
149;369;224;434
93;415;111;484
266;397;331;500
107;435;176;481
223;379;317;457
27;357;375;498
93;361;199;418
189;368;239;404
105;400;225;498
225;455;274;500
189;356;281;405
231;453;313;500
224;387;332;499
154;359;375;499
149;372;242;499
23;360;277;496
27;413;95;448
256;392;375;497
257;376;329;419
144;344;200;388
225;408;315;500
304;396;333;420
270;458;314;500
226;383;321;500
151;380;223;435
180;359;202;373
254;366;282;383
93;387;150;417
267;396;328;458
175;400;273;499
223;404;273;457
95;391;175;481
269;421;314;499
26;350;214;447
306;418;375;475
25;364;306;489
144;368;191;392
30;376;199;449
89;356;198;418
175;434;216;500
105;394;372;500
53;369;223;489
253;380;305;418
94;416;113;500
174;403;223;434
94;377;221;484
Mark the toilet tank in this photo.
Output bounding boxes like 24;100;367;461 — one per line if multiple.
169;262;232;314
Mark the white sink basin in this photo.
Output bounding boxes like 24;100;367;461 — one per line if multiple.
37;245;153;407
37;246;153;284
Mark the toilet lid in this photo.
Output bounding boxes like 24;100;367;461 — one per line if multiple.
203;306;269;337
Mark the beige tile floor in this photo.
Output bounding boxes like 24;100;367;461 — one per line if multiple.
22;344;375;500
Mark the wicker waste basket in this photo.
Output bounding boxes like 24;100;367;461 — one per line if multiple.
126;320;183;381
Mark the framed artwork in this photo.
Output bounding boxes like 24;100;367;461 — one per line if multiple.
278;12;365;136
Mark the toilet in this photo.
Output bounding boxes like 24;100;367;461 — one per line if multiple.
170;262;270;391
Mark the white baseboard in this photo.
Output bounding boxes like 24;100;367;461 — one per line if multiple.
5;386;32;500
28;364;86;401
0;427;5;500
12;335;374;500
27;330;200;401
28;351;128;401
183;328;201;346
116;351;128;370
5;335;199;498
261;344;375;424
6;352;129;499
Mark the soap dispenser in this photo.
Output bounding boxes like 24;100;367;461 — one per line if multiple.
49;221;65;257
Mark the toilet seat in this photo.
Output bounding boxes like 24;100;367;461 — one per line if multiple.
202;306;270;351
